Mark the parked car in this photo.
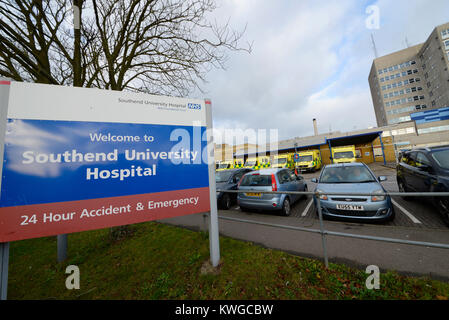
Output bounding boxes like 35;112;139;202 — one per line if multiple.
396;145;449;226
237;168;308;216
311;163;394;222
216;168;253;209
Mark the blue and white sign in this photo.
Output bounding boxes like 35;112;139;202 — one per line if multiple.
0;82;213;242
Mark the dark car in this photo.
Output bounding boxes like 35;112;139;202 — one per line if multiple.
396;145;449;226
216;168;253;209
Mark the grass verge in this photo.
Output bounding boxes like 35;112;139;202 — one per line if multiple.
7;221;449;300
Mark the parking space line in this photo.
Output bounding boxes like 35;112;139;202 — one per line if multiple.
302;198;314;217
391;199;422;224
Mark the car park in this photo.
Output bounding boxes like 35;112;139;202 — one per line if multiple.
237;168;308;216
311;163;395;222
396;145;449;226
216;168;253;209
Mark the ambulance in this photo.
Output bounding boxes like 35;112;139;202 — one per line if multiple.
233;158;245;169
331;145;357;164
296;150;322;172
243;157;259;169
216;160;233;171
256;156;271;169
271;153;295;170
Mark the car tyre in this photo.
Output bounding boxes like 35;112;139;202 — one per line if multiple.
436;198;449;227
386;207;396;222
281;197;291;216
398;180;413;201
221;194;231;210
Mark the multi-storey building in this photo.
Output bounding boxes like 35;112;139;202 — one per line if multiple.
369;22;449;150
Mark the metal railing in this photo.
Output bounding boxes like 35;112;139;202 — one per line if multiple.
215;189;449;268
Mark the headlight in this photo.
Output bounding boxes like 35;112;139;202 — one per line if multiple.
371;190;386;202
316;189;328;200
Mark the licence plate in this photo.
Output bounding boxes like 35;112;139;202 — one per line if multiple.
245;193;261;197
336;204;364;211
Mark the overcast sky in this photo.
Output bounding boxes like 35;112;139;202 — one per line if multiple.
194;0;449;145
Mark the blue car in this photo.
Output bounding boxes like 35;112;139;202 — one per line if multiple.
237;168;308;216
311;163;395;222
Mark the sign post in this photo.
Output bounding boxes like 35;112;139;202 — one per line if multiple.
0;81;218;298
205;99;220;267
0;79;10;300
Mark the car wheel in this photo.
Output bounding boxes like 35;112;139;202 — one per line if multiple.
398;180;413;201
221;194;231;210
281;198;291;216
436;198;449;227
387;207;396;222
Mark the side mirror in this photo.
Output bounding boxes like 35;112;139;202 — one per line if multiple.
233;177;240;184
378;176;387;182
311;178;318;183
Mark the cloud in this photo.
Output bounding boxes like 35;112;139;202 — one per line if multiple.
196;0;449;144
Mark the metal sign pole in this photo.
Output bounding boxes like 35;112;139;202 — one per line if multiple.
0;242;9;300
57;234;68;262
205;99;220;267
0;79;11;300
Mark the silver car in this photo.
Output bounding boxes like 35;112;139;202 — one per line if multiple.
237;168;308;216
311;163;395;222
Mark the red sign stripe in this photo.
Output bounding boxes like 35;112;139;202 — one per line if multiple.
0;80;11;85
0;187;211;242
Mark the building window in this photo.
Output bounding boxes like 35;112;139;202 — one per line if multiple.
418;125;449;134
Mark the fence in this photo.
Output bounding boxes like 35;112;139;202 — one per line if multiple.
215;189;449;268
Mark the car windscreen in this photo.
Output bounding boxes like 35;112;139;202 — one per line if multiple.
320;166;376;183
297;155;313;162
215;170;234;183
431;149;449;169
245;161;256;167
333;151;354;159
272;158;287;164
239;174;271;186
218;164;230;169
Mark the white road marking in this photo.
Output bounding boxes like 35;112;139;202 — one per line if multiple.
391;199;422;224
302;199;314;217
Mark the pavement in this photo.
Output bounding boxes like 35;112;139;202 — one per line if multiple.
161;163;449;281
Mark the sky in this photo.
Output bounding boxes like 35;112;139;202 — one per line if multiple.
193;0;449;145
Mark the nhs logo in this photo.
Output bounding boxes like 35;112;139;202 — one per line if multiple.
188;103;201;110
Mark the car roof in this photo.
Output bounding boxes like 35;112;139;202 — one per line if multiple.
249;168;290;175
216;168;244;174
406;145;449;153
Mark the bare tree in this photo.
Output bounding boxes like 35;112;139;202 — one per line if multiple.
0;0;250;96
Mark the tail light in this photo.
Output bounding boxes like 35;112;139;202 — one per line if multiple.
271;174;277;191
